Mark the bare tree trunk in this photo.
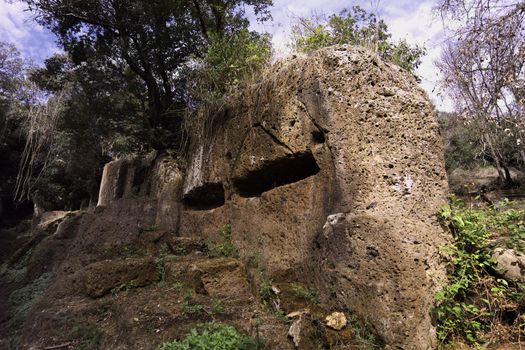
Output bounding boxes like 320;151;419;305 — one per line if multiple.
503;164;514;187
484;134;506;184
520;149;525;172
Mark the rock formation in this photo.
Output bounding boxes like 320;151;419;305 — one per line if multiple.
1;45;450;349
184;45;449;348
98;45;450;348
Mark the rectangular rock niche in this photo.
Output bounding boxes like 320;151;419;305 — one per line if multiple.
183;182;225;210
233;151;320;197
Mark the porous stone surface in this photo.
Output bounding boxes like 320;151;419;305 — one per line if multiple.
177;46;450;349
492;248;525;282
95;45;450;349
82;257;157;298
325;312;347;330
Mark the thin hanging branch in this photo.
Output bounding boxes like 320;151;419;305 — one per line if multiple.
14;86;69;202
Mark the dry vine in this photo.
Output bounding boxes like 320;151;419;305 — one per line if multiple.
15;86;69;202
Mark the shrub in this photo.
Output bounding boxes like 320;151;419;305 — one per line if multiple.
205;224;239;258
158;322;257;350
189;29;272;103
290;6;425;74
435;197;525;345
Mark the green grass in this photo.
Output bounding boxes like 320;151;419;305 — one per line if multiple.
158;322;257;350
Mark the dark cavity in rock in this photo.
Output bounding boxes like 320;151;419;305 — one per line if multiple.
183;182;225;210
233;151;320;197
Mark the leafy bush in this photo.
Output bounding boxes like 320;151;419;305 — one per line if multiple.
291;283;319;304
189;28;272;103
435;197;525;345
290;6;425;74
205;225;239;258
158;322;257;350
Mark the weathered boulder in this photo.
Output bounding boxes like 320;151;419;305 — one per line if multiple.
81;257;157;298
95;45;450;349
492;248;525;282
177;45;449;349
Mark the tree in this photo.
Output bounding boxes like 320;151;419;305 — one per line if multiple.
17;52;148;209
6;1;274;212
189;28;272;103
0;42;33;224
436;0;525;185
290;6;426;74
22;0;273;140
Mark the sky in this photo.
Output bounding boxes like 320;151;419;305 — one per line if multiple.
0;0;453;111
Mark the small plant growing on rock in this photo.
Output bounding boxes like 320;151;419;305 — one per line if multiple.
292;283;319;305
205;224;239;258
259;279;273;302
171;281;183;292
211;298;224;315
180;289;203;317
158;322;257;350
181;301;203;316
246;252;262;270
346;314;382;349
110;280;137;295
155;256;166;285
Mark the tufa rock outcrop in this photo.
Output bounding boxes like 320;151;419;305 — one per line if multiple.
2;45;449;349
176;45;450;349
97;45;450;349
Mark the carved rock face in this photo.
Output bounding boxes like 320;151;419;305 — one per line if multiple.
98;46;450;349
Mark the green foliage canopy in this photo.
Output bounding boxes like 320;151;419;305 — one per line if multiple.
22;0;273;132
290;6;425;74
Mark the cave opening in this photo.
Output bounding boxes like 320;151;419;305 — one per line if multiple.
183;182;225;210
233;151;320;197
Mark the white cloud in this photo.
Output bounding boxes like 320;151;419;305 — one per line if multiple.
0;0;59;64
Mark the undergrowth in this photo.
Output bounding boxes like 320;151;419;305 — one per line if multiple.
0;249;33;284
346;314;382;349
291;283;319;305
70;323;102;350
205;224;239;258
7;272;52;329
158;322;257;350
435;197;525;347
